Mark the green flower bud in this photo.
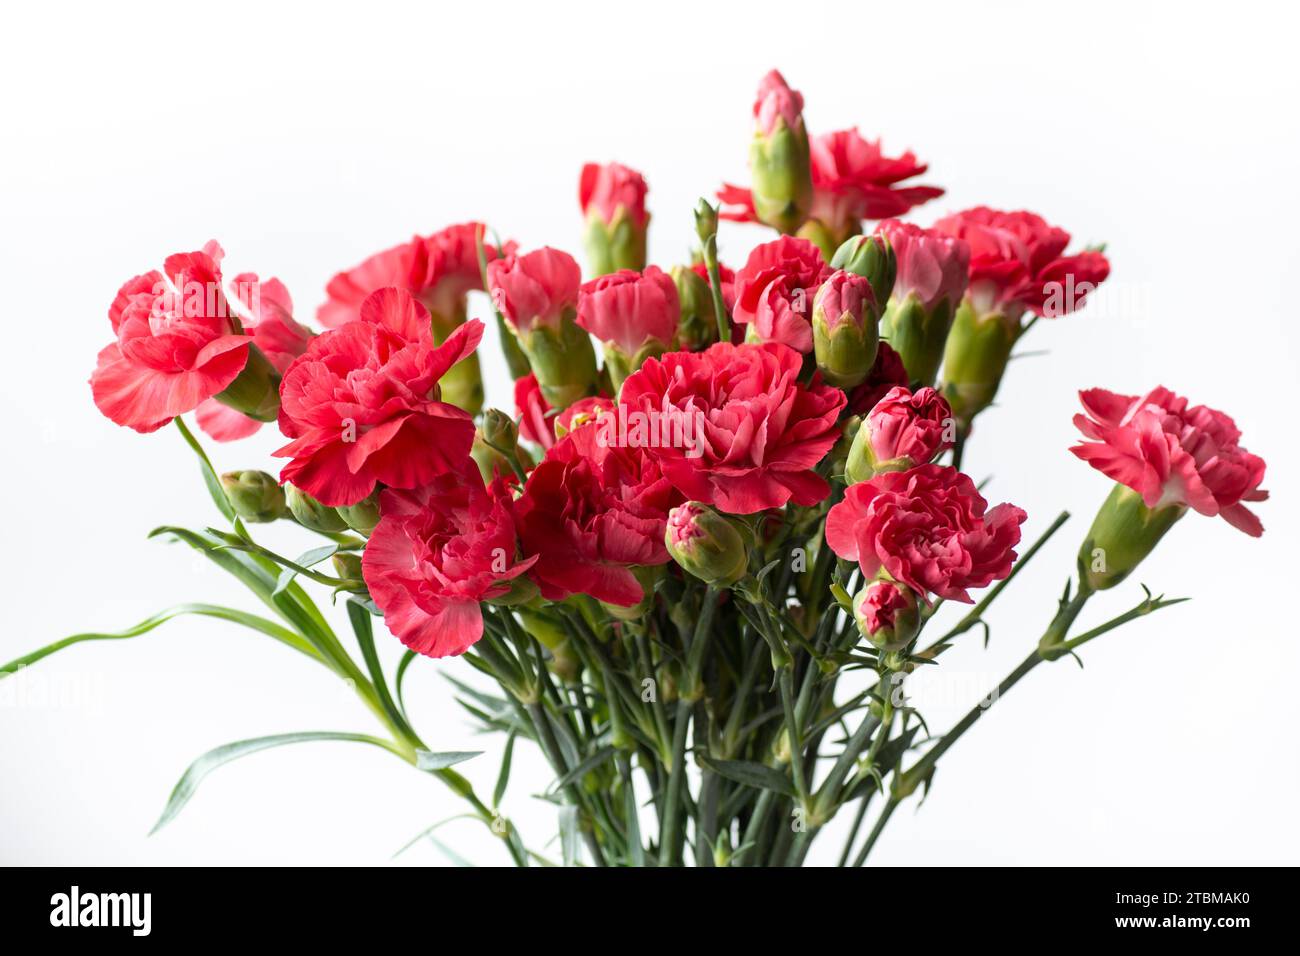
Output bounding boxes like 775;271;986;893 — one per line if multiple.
665;502;749;588
830;234;896;307
213;344;281;422
750;123;813;234
671;265;718;352
879;292;955;389
938;297;1018;430
481;408;519;453
694;199;719;245
331;552;363;581
337;491;380;536
286;483;348;533
1078;484;1186;592
811;271;880;389
220;470;285;523
852;580;921;651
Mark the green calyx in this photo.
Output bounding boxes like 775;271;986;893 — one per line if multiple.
749;122;813;235
583;209;648;277
880;293;955;389
1078;484;1186;592
938;297;1019;429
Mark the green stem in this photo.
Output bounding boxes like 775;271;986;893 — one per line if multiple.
658;699;694;866
852;797;898;866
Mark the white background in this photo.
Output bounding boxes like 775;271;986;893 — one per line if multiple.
2;0;1297;866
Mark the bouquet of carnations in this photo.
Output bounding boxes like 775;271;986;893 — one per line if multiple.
6;70;1268;867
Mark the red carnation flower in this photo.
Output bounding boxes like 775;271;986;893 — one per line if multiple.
618;341;846;514
826;464;1027;603
363;464;537;658
195;273;313;442
514;373;554;449
1071;387;1268;537
931;207;1110;319
875;219;970;312
515;423;680;607
317;222;510;329
731;236;831;353
862;386;955;465
91;241;253;434
576;266;679;355
274;288;483;506
487;247;583;335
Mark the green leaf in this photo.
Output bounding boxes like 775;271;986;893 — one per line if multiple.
493;730;517;808
558;805;580;867
548;745;616;795
346;599;415;742
2;603;319;677
150;731;401;834
395;649;418;716
174;417;235;522
415;750;482;771
391;813;481;858
698;756;797;798
273;544;340;597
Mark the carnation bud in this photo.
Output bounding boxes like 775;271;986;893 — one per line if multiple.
489;248;600;407
665;502;749;588
1078;484;1186;592
337;492;380;536
830;235;896;307
812;271;880;389
852;580;920;651
213;344;281;423
748;70;812;234
845;386;954;483
286;483;348;533
481;408;519;453
875;220;969;387
694;199;719;245
331;552;363;581
671;265;719;351
939;298;1018;430
579;163;650;276
220;470;285;523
